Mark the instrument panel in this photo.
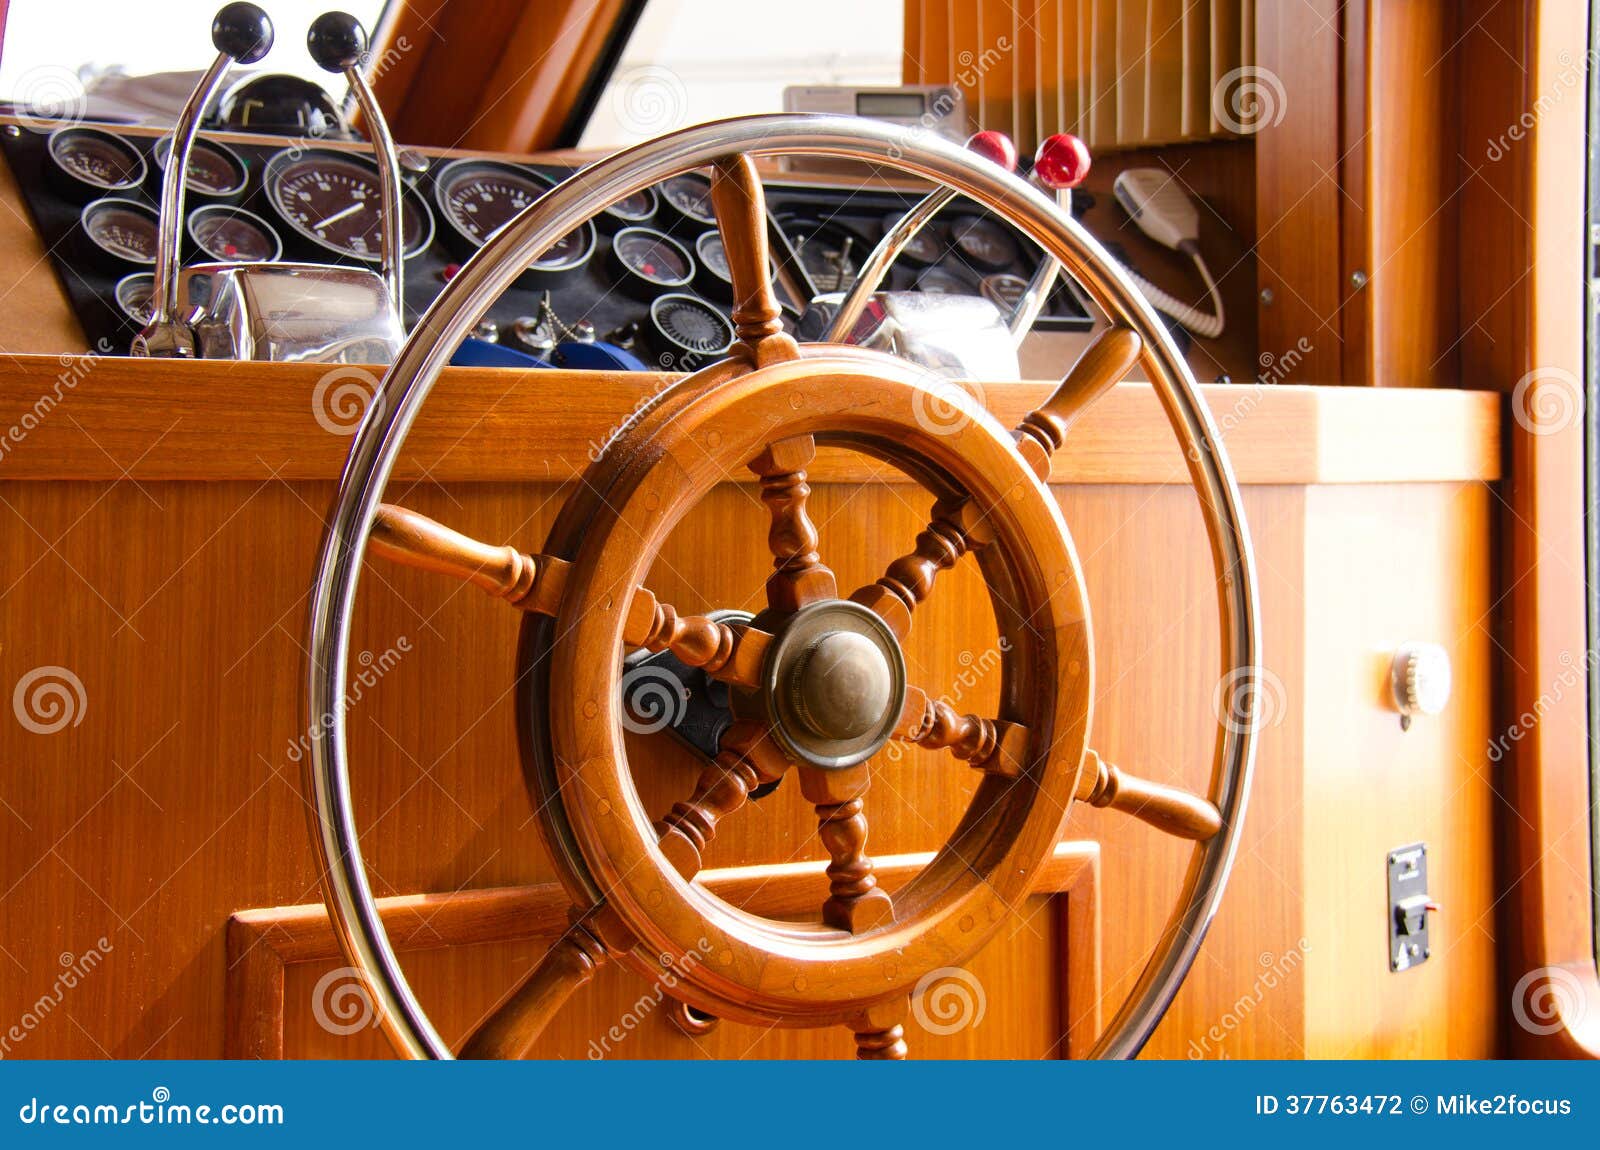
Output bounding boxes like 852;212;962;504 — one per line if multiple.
0;122;1094;366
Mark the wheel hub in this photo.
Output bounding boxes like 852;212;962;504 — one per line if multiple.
761;599;907;769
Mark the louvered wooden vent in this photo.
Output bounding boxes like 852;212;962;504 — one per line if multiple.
904;0;1258;153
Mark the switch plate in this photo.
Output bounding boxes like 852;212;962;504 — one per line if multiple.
1387;843;1431;972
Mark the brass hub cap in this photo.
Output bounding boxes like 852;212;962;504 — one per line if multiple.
761;599;907;768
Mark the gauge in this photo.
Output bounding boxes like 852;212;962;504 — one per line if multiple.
782;218;869;294
916;264;978;296
659;173;715;227
693;230;775;300
608;226;694;299
602;186;658;230
432;159;595;281
643;293;735;372
77;197;160;272
881;211;943;266
949;215;1020;272
151;135;248;203
187;204;282;263
114;272;155;327
263;148;434;263
980;272;1030;312
46;127;147;202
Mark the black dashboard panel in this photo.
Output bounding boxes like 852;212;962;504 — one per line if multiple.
0;124;1094;363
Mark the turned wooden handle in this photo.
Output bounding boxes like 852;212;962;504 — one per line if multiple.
1077;749;1221;840
1015;326;1142;478
369;504;546;606
458;927;606;1059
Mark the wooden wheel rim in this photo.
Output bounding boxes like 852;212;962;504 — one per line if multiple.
532;352;1091;1024
305;114;1260;1060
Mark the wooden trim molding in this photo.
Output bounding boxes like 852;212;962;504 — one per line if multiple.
224;841;1099;1059
0;355;1500;486
1491;0;1600;1058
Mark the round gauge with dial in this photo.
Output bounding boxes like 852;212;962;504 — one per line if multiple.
644;293;735;372
187;204;283;263
151;135;248;203
263;148;434;263
601;186;659;230
881;211;943;266
782;218;870;295
980;271;1030;312
77;197;160;272
693;230;775;300
47;127;147;201
432;159;594;281
949;215;1020;272
659;173;715;228
114;272;155;327
916;264;978;296
607;226;694;299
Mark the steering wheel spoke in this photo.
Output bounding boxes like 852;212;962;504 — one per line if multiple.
656;721;790;878
710;153;798;366
799;763;894;933
750;435;837;612
369;504;770;688
1078;748;1222;840
850;496;993;639
895;684;1028;777
1014;326;1143;480
458;921;608;1059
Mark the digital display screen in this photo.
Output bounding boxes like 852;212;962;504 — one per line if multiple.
856;92;926;118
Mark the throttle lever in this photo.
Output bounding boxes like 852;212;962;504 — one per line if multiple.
308;11;405;321
134;2;274;358
1007;133;1091;342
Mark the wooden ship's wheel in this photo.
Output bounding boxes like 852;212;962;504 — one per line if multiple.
304;115;1259;1060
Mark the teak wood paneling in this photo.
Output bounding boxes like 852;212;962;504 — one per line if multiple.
0;354;1501;1059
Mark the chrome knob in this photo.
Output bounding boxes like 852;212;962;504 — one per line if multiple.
134;3;275;358
792;630;894;741
1390;641;1452;730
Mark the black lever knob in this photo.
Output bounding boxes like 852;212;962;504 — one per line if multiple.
212;2;274;65
307;11;368;72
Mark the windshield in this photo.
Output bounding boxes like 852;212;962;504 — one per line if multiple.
0;0;388;122
579;0;903;150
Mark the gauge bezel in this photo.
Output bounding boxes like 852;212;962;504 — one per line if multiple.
262;146;436;264
432;158;553;255
600;185;659;229
948;213;1020;273
646;291;735;370
150;134;250;202
77;196;161;271
881;210;943;266
608;225;695;299
979;271;1030;311
693;229;775;301
186;203;284;263
658;172;716;227
779;215;873;295
113;271;155;327
46;126;148;201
